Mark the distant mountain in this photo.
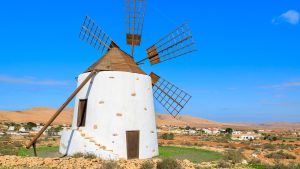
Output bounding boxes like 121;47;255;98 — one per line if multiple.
0;107;73;125
0;107;299;130
156;113;244;128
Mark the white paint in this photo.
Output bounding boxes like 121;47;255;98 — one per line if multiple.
60;71;158;160
19;127;26;132
8;126;15;131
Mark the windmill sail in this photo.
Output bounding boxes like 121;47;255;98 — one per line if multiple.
150;72;192;117
124;0;146;56
79;16;118;54
138;23;196;65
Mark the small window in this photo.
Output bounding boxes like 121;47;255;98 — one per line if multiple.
77;99;87;127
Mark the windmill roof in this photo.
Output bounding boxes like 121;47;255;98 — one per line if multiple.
85;47;145;75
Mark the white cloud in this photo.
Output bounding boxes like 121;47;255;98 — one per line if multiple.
0;75;71;86
272;10;299;25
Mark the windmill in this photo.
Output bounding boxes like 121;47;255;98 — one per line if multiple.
26;0;196;160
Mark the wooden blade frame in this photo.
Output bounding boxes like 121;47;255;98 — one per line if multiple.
79;16;116;54
150;72;192;118
124;0;146;56
138;23;196;65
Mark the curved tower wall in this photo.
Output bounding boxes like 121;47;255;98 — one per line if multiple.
60;71;158;160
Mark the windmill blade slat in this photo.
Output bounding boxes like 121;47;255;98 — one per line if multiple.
139;23;196;65
124;0;146;56
149;72;192;117
149;41;195;64
79;16;117;54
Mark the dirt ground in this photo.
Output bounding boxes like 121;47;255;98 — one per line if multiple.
0;155;254;169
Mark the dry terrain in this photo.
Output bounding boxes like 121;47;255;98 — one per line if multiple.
1;107;300;130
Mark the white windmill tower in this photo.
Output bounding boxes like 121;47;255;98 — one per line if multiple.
26;0;196;160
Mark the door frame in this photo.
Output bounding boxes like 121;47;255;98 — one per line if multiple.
126;130;140;159
77;99;88;127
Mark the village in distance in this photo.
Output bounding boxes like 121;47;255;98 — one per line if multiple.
0;107;299;168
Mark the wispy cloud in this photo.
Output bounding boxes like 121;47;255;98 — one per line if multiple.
0;75;71;86
259;99;300;108
272;10;299;25
262;81;300;89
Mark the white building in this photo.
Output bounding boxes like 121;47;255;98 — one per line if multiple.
8;126;15;131
60;48;158;160
232;131;242;135
19;127;26;132
32;125;44;131
203;128;220;135
188;129;197;135
232;134;260;141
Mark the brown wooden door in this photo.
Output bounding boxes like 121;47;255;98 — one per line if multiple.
126;131;139;159
77;99;87;127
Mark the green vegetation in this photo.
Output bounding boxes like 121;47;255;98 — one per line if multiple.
0;140;18;155
72;152;97;159
100;161;122;169
24;122;37;130
263;135;278;141
248;162;300;169
17;145;59;157
46;126;63;136
159;146;222;163
265;150;296;159
225;128;233;134
199;134;231;142
217;160;231;168
262;143;275;150
223;150;245;164
0;145;18;156
0;133;11;141
161;133;174;140
156;158;182;169
140;161;154;169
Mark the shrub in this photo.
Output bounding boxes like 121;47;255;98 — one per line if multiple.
140;161;154;169
156;158;182;169
217;160;231;168
195;167;212;169
223;150;245;164
161;133;174;140
84;153;97;159
248;158;261;165
12;141;23;148
72;152;84;158
265;150;296;159
72;152;96;159
264;163;293;169
0;143;17;155
0;148;18;155
24;122;37;130
225;128;233;134
263;143;275;150
100;161;122;169
0;133;11;141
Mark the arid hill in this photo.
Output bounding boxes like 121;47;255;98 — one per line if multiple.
0;107;73;125
0;107;299;130
156;114;245;128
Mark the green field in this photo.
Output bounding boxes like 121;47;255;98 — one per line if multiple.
158;146;223;163
17;146;60;158
3;145;223;163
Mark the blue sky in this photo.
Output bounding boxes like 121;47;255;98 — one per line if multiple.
0;0;299;122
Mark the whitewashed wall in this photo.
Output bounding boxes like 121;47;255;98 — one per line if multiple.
60;71;158;159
